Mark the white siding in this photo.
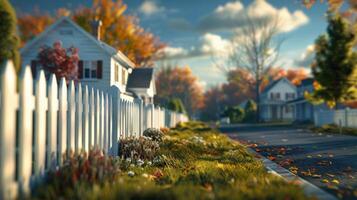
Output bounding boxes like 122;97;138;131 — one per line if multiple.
21;20;112;91
267;80;296;101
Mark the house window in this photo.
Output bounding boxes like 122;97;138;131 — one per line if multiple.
286;105;292;113
285;93;295;100
83;61;98;79
121;68;127;85
270;93;280;100
114;64;119;82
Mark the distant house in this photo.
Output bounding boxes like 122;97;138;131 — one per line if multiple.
288;78;331;123
20;17;155;102
127;68;156;104
260;78;297;121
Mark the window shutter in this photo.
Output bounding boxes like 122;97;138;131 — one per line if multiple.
31;60;37;79
97;60;103;79
78;60;83;79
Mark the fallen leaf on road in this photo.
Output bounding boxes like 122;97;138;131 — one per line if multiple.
321;179;329;183
306;155;312;158
289;166;298;174
332;179;340;184
317;154;322;158
312;174;322;178
317;160;332;166
267;155;276;161
326;173;335;178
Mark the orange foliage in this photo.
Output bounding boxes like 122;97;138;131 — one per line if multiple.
17;0;165;67
155;66;204;115
201;67;309;120
17;11;53;46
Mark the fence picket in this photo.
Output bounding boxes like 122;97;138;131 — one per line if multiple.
99;91;104;149
58;78;67;165
104;93;109;153
18;66;34;195
94;90;100;146
75;83;83;153
89;88;95;149
33;70;47;175
82;86;89;152
67;81;75;154
0;61;18;199
47;74;58;169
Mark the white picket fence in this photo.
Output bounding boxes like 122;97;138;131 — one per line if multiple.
314;108;357;128
0;61;188;199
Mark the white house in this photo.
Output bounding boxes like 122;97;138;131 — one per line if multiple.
288;78;335;123
20;17;155;103
260;78;297;121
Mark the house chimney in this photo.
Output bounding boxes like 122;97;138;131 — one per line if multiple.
90;20;102;40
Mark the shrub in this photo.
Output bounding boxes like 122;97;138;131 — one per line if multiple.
32;148;121;198
143;128;164;142
243;100;257;123
0;0;20;71
222;106;245;123
119;136;160;162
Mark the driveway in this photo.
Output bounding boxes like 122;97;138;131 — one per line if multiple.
220;124;357;200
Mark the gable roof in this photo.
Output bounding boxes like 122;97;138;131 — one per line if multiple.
262;77;296;94
299;77;314;87
127;68;154;89
20;16;135;69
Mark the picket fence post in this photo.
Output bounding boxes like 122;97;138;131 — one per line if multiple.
58;78;67;165
67;81;75;155
33;70;47;175
0;61;18;199
17;66;34;195
75;84;83;153
110;86;120;156
82;86;89;152
47;74;58;169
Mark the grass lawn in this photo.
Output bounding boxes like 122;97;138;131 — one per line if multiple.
32;121;311;200
310;124;357;136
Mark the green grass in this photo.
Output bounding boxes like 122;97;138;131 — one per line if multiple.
32;121;312;200
310;124;357;136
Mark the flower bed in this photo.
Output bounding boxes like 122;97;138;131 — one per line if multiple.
32;122;310;200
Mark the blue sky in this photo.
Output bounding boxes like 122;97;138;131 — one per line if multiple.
11;0;331;89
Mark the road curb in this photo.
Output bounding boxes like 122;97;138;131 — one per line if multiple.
246;148;337;200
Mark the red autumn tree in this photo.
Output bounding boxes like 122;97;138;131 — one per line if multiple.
37;40;79;81
155;65;204;116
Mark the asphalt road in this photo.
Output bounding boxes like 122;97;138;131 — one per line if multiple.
220;124;357;200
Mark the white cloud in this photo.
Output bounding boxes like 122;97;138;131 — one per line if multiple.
198;0;309;33
157;33;233;60
138;1;165;16
295;45;315;67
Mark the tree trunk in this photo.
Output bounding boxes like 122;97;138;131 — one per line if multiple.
256;79;261;123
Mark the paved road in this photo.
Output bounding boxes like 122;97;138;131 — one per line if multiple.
220;124;357;200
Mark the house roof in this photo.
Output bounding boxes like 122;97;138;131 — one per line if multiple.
286;97;307;105
127;68;154;89
20;16;135;69
262;77;296;94
299;78;314;87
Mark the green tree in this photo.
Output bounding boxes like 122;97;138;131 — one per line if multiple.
222;106;245;123
0;0;20;70
243;100;257;123
167;98;187;114
310;13;357;108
